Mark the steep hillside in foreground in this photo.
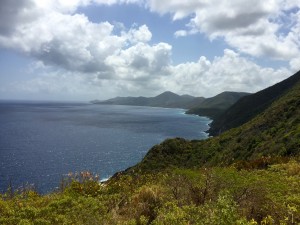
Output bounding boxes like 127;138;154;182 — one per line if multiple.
133;75;300;172
2;161;300;224
2;74;300;225
209;70;300;136
186;91;249;119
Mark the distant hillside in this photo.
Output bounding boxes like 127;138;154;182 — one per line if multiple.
93;91;247;117
97;96;150;106
93;91;205;109
132;70;300;172
3;71;300;225
209;70;300;136
145;91;205;109
186;91;249;119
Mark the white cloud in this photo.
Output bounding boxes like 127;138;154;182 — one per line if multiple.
34;0;91;13
4;49;292;100
0;0;38;35
105;42;172;80
159;49;291;97
290;57;300;72
4;70;105;101
0;0;159;75
93;0;143;5
2;0;299;63
147;0;300;62
146;0;203;20
0;0;298;101
174;30;187;38
127;25;152;43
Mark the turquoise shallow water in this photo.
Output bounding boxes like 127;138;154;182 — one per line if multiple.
0;101;211;193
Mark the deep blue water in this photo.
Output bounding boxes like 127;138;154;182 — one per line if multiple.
0;101;211;193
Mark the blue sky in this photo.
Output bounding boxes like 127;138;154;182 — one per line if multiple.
0;0;299;101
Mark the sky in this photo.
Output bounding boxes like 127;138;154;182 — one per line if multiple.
0;0;299;101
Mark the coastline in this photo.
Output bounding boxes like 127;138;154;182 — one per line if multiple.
0;102;210;194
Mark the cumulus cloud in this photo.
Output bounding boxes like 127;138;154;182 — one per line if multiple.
159;49;291;97
0;0;298;100
147;0;300;62
0;0;38;35
105;42;172;80
127;25;152;43
0;0;156;76
290;57;300;72
6;72;104;101
94;0;144;6
1;0;298;73
174;30;188;38
4;49;291;100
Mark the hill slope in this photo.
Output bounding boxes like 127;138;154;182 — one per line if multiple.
133;72;300;172
93;91;205;109
186;91;249;119
147;91;205;108
93;91;247;117
209;70;300;136
2;75;300;225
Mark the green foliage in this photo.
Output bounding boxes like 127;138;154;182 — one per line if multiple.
187;91;249;119
130;185;165;224
2;72;300;224
132;77;300;172
1;163;300;224
95;91;206;109
209;70;300;136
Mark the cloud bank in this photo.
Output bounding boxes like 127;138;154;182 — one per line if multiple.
0;0;299;100
148;0;300;61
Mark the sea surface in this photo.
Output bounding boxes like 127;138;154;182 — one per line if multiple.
0;101;211;193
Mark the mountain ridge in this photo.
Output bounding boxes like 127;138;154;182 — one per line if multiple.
209;70;300;136
186;91;249;119
92;91;201;109
92;90;249;118
3;72;300;225
129;70;300;172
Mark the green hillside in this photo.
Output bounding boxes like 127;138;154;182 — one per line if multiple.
209;70;300;136
134;74;300;172
92;91;205;109
186;91;249;119
1;72;300;224
92;91;246;114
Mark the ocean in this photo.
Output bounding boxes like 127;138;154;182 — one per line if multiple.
0;101;211;193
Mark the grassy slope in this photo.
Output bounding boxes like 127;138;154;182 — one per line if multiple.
1;162;300;224
2;73;300;224
209;70;300;136
94;91;246;113
186;92;249;119
95;91;206;109
134;78;300;172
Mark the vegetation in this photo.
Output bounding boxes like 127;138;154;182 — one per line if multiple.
209;70;300;136
1;71;300;224
133;72;300;172
1;162;300;224
93;91;248;116
92;91;206;109
186;91;249;120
